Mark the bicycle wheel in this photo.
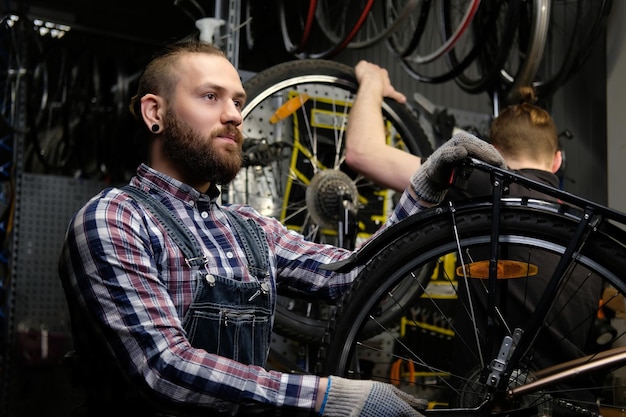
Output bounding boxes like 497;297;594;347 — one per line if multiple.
320;196;626;415
231;59;432;343
530;0;612;101
27;39;71;174
278;0;317;54
499;0;612;103
398;0;485;84
498;0;550;103
345;0;422;50
405;0;481;65
451;0;520;95
385;0;431;58
279;0;373;59
314;0;372;43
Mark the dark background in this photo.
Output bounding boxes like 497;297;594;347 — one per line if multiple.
4;0;294;71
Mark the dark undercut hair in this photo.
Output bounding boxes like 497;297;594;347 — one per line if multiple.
128;40;227;121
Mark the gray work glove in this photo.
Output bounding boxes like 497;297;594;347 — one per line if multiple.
321;376;426;417
410;131;507;204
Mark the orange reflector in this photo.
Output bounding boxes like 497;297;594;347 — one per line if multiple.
270;93;310;124
456;260;538;279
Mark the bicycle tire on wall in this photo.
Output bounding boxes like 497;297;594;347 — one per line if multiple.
319;198;626;415
345;0;422;50
234;59;432;343
397;0;488;84
451;0;520;95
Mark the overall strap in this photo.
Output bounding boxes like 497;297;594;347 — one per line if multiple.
223;210;269;278
120;185;205;267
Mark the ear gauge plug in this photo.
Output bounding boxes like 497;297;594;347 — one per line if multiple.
151;124;160;132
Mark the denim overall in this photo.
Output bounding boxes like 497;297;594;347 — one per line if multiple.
180;208;273;367
122;185;273;367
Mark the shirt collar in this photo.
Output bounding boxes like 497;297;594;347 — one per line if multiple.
132;163;220;205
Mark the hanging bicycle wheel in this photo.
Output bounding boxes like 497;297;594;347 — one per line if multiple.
404;0;481;65
343;0;422;50
385;0;431;58
499;0;611;104
284;0;433;56
278;0;317;54
398;0;486;84
498;0;550;103
279;0;374;59
313;0;373;49
230;59;432;342
319;195;626;416
531;0;612;101
451;0;520;95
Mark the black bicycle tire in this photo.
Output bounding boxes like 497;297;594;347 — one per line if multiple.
398;37;481;84
385;0;432;58
396;0;485;84
313;0;373;45
499;0;550;103
345;0;421;50
570;0;612;70
278;0;317;54
451;0;520;95
499;0;612;102
282;0;374;59
238;59;433;343
319;199;626;414
532;0;612;100
405;0;481;65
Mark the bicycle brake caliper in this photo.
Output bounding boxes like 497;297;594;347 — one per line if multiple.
486;328;523;388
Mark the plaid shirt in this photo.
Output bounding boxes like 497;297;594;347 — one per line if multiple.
59;163;422;411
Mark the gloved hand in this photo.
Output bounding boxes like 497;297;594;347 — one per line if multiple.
410;131;507;204
320;376;426;417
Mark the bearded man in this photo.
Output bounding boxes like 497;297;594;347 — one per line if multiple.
58;40;505;417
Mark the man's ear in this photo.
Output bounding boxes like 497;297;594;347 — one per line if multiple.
551;150;563;174
140;93;165;131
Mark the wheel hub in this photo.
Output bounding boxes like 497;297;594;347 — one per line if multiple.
305;169;358;229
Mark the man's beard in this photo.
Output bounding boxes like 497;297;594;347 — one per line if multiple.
161;109;243;185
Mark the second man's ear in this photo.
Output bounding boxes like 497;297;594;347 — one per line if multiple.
552;149;564;175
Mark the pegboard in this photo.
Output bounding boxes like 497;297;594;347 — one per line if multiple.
5;173;109;416
12;173;107;341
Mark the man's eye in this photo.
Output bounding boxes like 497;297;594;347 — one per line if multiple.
233;100;243;108
205;93;217;100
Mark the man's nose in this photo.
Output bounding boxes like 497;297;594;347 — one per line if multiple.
222;101;243;126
